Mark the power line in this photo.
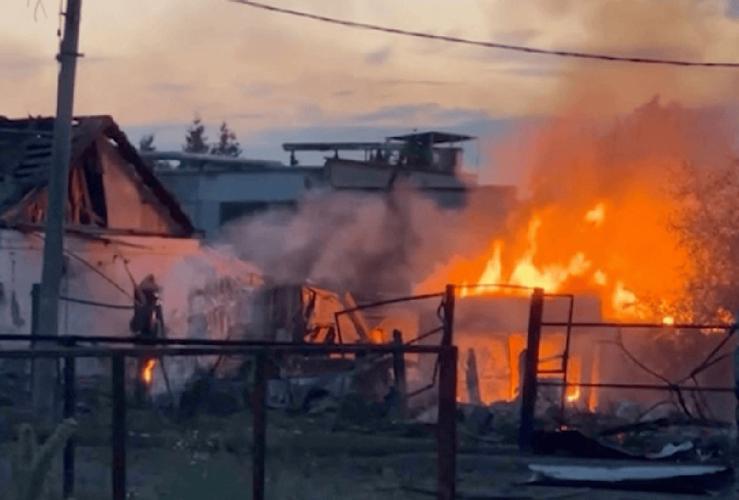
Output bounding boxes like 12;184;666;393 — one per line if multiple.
230;0;739;69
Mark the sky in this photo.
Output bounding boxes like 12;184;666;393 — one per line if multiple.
2;0;739;183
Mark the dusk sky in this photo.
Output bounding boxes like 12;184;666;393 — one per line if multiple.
3;0;739;181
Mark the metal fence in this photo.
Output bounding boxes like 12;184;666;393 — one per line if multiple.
518;288;737;449
0;288;459;500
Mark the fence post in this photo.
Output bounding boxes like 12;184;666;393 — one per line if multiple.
392;330;408;418
30;283;42;410
112;354;126;500
31;284;41;340
442;284;456;347
519;288;544;451
63;353;76;498
252;352;267;500
437;345;458;500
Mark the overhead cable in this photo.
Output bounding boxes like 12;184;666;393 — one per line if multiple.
230;0;739;68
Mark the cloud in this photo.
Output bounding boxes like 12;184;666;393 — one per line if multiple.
224;112;266;121
378;79;456;87
6;0;737;165
0;39;49;77
728;1;739;18
493;29;540;44
239;83;275;97
351;103;491;127
364;46;393;65
148;82;193;93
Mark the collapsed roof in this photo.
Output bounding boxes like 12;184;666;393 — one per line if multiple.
0;115;194;237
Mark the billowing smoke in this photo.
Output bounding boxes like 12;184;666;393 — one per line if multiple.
219;185;509;297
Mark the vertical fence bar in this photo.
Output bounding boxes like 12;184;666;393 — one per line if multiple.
63;354;76;498
558;296;575;427
519;288;544;451
392;330;408;418
30;284;41;340
30;283;41;407
441;284;456;346
111;354;126;500
437;345;458;500
252;352;267;500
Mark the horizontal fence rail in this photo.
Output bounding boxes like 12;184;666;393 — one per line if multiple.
0;340;458;500
0;342;448;358
519;287;739;450
541;321;734;330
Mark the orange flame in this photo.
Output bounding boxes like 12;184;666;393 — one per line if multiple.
417;196;689;322
584;202;606;227
413;101;733;409
458;215;593;298
566;388;581;403
142;359;156;385
565;357;582;403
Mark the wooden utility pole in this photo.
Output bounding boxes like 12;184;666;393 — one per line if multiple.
34;0;83;415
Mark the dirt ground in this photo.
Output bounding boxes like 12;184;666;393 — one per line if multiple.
1;408;737;499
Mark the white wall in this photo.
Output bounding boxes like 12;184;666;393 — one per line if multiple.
0;230;203;339
0;229;265;386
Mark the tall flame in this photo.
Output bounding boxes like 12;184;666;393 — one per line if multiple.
418;197;688;322
584;202;606;227
414;100;732;408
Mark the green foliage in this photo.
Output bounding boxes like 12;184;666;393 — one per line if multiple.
210;122;242;157
183;116;209;154
139;134;156;153
11;418;77;500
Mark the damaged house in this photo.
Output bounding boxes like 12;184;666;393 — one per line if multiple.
0;115;261;346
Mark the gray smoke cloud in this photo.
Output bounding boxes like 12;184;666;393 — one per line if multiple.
218;184;510;297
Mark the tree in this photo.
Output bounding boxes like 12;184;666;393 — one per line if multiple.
183;116;209;154
672;160;739;322
138;134;156;153
138;134;168;169
210;121;242;157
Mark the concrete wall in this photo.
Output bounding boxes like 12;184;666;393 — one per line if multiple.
157;168;325;235
157;165;512;238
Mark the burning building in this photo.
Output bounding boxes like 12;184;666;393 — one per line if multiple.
407;99;738;431
1;107;731;432
222;101;737;434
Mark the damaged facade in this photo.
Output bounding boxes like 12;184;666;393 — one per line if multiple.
0;116;260;345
